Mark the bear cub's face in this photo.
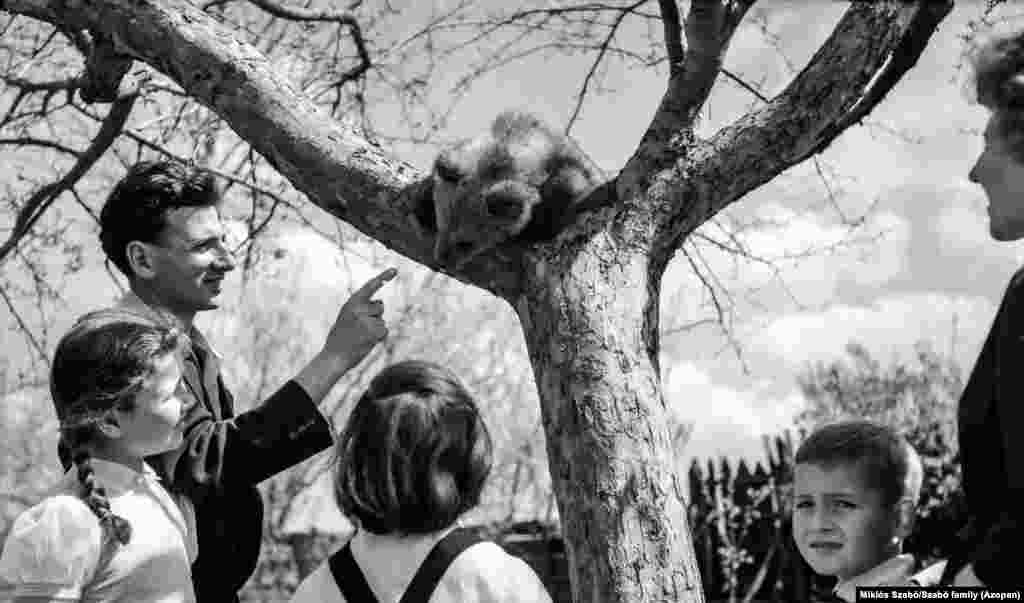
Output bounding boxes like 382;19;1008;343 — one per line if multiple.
429;138;540;268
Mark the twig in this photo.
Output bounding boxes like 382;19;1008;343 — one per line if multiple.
0;285;48;366
0;88;138;266
659;0;683;66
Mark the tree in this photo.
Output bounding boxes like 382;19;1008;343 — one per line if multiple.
0;1;956;600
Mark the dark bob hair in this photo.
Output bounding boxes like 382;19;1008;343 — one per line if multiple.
333;360;493;535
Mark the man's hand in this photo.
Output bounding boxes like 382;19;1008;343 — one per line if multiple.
293;268;397;405
323;268;398;367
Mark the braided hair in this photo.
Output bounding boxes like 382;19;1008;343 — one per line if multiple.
50;307;188;546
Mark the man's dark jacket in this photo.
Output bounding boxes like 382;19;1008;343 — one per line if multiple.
173;328;333;601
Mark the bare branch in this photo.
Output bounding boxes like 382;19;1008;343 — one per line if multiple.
625;0;754;184
566;2;642;134
719;67;768;103
0;285;49;367
809;3;949;158
649;1;951;256
78;34;134;103
0;86;138;266
220;0;372;88
1;75;78;92
0;137;81;157
659;0;683;66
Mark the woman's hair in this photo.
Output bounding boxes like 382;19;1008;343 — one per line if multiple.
973;31;1024;161
794;420;923;508
50;308;189;545
333;360;494;535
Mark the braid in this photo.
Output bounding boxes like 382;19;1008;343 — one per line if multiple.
70;444;132;545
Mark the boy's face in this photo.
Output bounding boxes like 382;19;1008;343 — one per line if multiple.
792;462;903;581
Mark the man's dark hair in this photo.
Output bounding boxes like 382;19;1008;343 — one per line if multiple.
99;160;219;278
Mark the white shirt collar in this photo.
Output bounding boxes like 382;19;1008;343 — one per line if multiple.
834;554;916;602
69;458;162;494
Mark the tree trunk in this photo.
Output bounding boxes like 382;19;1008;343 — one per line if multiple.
514;234;699;602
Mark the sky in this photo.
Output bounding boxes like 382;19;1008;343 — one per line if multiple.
5;1;1024;477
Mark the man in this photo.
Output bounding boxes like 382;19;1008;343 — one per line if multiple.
75;159;396;601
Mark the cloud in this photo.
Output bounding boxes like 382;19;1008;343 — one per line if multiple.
663;361;805;463
661;203;912;324
747;292;997;376
662;290;997;463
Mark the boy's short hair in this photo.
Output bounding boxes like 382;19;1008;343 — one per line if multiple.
333;360;493;535
99;160;220;278
795;420;923;507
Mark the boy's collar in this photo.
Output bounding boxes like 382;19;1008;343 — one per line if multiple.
834;554;915;602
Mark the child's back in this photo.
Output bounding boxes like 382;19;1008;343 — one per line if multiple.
289;360;552;603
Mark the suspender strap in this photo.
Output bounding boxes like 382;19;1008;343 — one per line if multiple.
329;543;380;603
399;528;483;603
328;528;484;603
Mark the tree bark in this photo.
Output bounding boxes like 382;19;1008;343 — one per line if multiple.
515;227;699;602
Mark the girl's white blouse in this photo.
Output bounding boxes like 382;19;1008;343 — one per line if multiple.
0;459;197;602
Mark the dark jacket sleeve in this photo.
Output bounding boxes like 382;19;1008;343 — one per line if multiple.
175;378;334;491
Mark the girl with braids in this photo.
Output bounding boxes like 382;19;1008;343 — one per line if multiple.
0;308;198;602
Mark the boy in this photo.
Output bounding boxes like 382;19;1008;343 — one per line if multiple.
792;420;940;601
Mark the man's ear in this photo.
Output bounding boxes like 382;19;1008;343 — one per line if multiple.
125;240;158;279
96;410;124;440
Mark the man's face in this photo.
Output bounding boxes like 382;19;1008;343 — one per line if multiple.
792;462;903;581
969;111;1024;241
140;206;236;316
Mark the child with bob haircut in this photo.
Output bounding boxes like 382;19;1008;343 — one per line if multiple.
0;308;198;602
792;420;941;601
290;360;552;603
